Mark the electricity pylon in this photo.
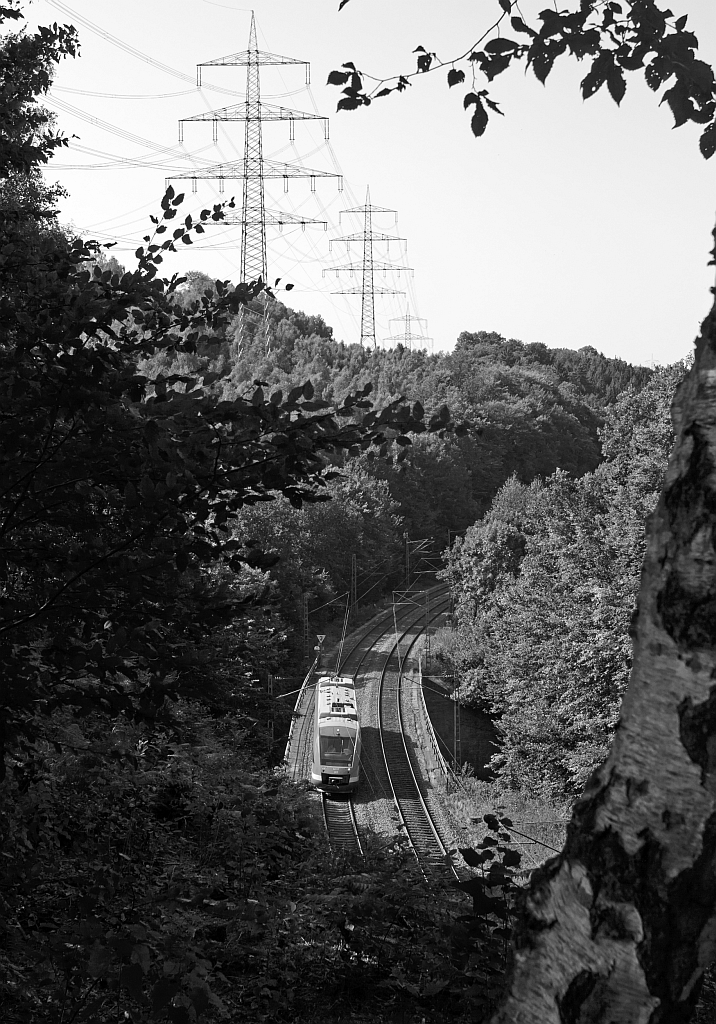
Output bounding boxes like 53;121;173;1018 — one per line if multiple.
327;188;411;348
168;12;339;283
387;306;432;351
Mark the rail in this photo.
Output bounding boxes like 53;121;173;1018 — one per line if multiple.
283;656;318;774
336;581;448;675
378;604;459;881
322;794;364;855
415;656;463;792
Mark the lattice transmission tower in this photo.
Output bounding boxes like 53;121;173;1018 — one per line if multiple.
387;306;432;351
327;187;411;348
167;12;341;283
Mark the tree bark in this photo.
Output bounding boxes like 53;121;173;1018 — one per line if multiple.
490;286;716;1024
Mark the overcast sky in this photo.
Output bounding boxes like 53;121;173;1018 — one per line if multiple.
23;0;716;366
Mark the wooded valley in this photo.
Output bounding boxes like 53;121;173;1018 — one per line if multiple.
4;2;716;1023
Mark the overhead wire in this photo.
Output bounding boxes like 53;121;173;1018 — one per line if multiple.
179;65;357;328
44;0;241;97
53;83;313;101
53;85;203;101
46;92;216;159
51;7;328;289
299;95;414;346
43;2;422;342
53;139;218;171
334;594;351;674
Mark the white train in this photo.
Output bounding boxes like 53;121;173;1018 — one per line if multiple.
311;674;361;794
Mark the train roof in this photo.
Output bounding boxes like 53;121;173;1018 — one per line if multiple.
317;678;358;722
317;674;354;688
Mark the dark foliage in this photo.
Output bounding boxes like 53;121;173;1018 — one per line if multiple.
329;1;716;160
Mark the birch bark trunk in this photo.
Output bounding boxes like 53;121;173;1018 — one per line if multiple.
489;286;716;1024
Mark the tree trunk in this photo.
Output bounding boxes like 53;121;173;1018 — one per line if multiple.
490;286;716;1024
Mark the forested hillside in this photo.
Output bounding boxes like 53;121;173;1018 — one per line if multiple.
3;2;699;1021
143;288;651;537
438;361;687;800
0;11;471;1019
134;288;653;655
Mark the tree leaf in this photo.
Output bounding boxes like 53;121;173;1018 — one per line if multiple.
511;15;536;36
120;962;144;1002
581;52;613;99
485;38;518;54
502;848;522;867
662;83;692;128
447;68;465;88
327;70;351;86
607;66;626;105
87;942;112;978
700;120;716;159
530;43;557;84
167;1006;191;1024
459;847;491;867
152;978;180;1012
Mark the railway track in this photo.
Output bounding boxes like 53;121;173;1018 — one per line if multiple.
284;587;446;783
322;793;363;854
333;583;447;674
286;583;455;875
378;613;458;881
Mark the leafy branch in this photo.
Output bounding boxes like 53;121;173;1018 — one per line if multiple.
329;0;716;151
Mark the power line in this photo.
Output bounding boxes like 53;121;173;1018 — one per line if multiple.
53;85;201;101
45;0;242;97
44;4;423;345
167;13;339;283
46;93;204;157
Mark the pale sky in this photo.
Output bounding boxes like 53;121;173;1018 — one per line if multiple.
22;0;716;365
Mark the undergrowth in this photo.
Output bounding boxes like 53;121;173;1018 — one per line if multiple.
441;775;570;872
1;699;527;1024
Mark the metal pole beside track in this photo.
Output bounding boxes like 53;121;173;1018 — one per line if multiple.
351;553;358;624
303;593;310;665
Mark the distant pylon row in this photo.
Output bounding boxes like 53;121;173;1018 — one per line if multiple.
164;11;429;350
387;308;432;350
326;188;411;348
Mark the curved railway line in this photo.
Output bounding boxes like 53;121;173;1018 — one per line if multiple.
285;583;447;786
286;583;457;877
378;628;457;881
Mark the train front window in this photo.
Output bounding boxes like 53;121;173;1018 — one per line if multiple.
320;734;354;764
